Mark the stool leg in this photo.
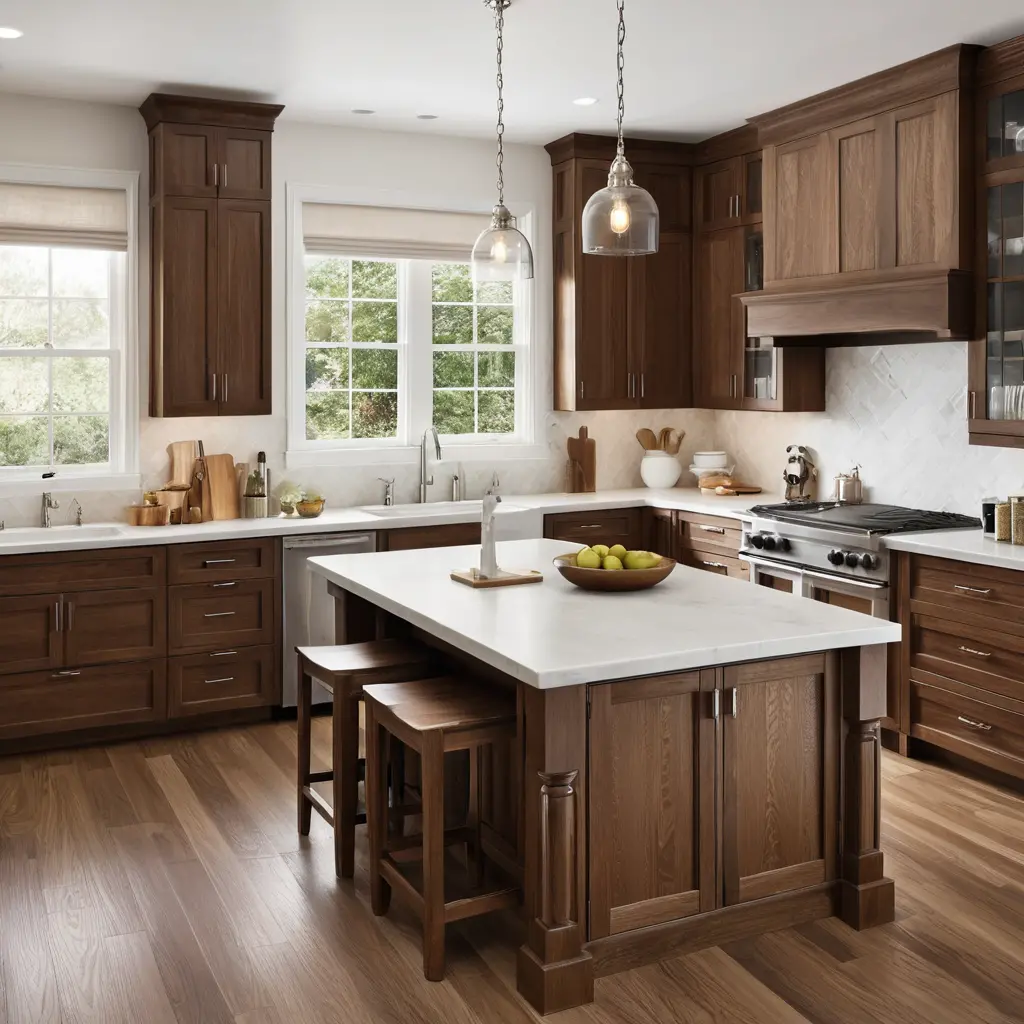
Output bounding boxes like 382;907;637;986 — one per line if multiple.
473;746;485;888
421;731;446;982
334;687;359;879
366;701;391;916
297;666;313;837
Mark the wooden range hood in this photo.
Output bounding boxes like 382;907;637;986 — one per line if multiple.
742;44;978;347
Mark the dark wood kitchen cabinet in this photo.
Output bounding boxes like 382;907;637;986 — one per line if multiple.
546;133;694;411
142;93;282;418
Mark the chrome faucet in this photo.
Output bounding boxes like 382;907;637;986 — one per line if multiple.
378;477;395;507
419;425;442;503
42;491;59;528
67;498;83;526
479;488;502;579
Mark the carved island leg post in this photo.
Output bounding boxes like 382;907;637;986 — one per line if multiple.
517;686;594;1014
839;644;896;929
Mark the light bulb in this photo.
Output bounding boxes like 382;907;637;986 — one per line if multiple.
491;238;508;263
609;200;631;235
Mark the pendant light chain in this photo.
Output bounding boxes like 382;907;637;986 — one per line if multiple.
494;0;506;206
615;0;626;157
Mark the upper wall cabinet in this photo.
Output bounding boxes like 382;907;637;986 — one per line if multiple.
745;45;979;343
141;94;283;418
545;134;694;412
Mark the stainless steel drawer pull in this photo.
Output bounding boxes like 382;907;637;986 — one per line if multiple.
53;670;81;678
204;676;235;685
954;585;992;596
211;581;238;588
958;645;992;659
55;600;62;632
204;558;237;566
575;525;604;530
697;525;727;534
702;560;729;570
209;650;238;657
730;688;739;719
203;611;237;618
66;601;74;631
957;715;992;732
712;689;721;722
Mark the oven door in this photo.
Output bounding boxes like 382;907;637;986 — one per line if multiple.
746;555;890;618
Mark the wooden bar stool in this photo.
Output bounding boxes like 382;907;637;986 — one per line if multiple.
296;640;434;878
363;676;520;981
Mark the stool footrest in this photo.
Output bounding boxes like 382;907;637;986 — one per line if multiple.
306;770;334;785
302;786;334;827
385;826;473;855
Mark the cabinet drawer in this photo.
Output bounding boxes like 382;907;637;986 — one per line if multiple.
0;660;166;740
543;508;645;549
169;644;278;717
380;523;481;551
910;680;1024;781
0;593;61;674
65;587;166;667
910;556;1024;639
0;547;165;597
169;578;276;654
677;512;742;558
680;550;748;580
910;615;1024;704
168;538;279;584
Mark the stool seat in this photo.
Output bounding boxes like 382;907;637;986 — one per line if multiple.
295;638;435;880
363;675;520;982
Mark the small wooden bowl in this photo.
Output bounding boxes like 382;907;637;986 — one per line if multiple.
553;553;676;592
127;503;170;527
295;498;325;518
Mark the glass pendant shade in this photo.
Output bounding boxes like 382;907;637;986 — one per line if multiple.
582;153;659;255
471;203;534;282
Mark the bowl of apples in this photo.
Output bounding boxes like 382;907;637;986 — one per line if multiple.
554;543;676;592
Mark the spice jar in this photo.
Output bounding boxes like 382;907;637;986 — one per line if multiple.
995;502;1012;542
1012;495;1024;545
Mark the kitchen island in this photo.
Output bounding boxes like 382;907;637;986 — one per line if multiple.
309;538;901;1014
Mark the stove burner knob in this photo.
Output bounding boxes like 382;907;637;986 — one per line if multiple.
777;538;791;552
762;536;777;551
858;553;877;570
828;549;846;566
750;533;765;549
844;551;861;568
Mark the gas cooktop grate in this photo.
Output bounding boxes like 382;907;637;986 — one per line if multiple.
749;502;981;535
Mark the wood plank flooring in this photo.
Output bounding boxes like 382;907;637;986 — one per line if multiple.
2;721;1023;1023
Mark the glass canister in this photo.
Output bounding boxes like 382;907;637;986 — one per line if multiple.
995;501;1012;542
1011;494;1024;545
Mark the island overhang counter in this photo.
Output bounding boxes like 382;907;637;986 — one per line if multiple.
309;538;902;1015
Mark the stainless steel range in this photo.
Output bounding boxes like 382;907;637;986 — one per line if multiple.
740;502;981;617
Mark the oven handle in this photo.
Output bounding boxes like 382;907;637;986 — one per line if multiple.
745;554;889;592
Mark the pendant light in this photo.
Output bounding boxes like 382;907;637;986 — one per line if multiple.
581;0;659;256
471;0;534;283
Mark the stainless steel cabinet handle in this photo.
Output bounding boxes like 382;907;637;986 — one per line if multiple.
575;524;604;530
204;676;235;685
957;715;992;732
211;581;237;588
213;163;218;187
222;374;228;404
730;688;739;718
712;689;721;722
222;163;228;189
53;669;81;678
211;373;217;401
579;380;584;399
970;391;977;419
953;585;992;596
55;599;62;632
701;560;729;570
203;611;237;618
640;374;645;399
203;558;236;566
209;650;238;657
958;645;992;659
66;600;74;631
697;525;727;535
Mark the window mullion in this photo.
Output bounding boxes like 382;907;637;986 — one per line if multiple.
405;260;432;442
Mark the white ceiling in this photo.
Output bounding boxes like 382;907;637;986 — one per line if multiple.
1;0;1023;144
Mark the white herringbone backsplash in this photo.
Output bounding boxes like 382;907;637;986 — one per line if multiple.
716;342;1024;515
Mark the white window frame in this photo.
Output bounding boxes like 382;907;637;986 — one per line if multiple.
0;163;140;494
285;183;545;469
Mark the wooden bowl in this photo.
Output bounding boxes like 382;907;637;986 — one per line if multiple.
553;553;676;592
295;498;325;518
126;503;170;527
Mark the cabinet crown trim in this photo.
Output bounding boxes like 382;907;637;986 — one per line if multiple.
545;132;695;168
693;124;759;165
140;93;285;132
978;32;1024;86
750;44;980;145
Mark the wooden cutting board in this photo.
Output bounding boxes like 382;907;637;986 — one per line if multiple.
200;454;240;521
166;440;199;488
566;427;596;493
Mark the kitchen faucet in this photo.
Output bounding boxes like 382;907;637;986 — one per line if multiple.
41;491;59;528
419;425;442;503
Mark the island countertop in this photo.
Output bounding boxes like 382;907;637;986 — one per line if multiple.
309;538;900;689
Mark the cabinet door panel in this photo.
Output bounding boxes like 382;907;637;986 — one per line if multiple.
647;508;677;559
0;594;61;674
380;523;481;551
576;162;632;409
64;588;166;667
219;128;272;200
834;119;882;273
695;228;745;408
633;164;691;233
169;645;277;717
543;508;645;550
722;654;838;905
158;124;218;198
217;200;271;415
589;672;715;939
169;579;276;654
696;158;741;230
154;197;218;417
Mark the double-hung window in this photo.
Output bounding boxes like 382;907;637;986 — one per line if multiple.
0;174;136;478
291;199;534;459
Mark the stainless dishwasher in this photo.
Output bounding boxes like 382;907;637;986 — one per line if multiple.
282;532;376;706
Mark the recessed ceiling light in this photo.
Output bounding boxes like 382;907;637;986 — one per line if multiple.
351;108;375;115
416;114;439;120
573;97;598;106
0;27;23;39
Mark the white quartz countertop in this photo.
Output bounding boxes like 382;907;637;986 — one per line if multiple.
884;528;1024;572
308;538;900;689
0;487;770;556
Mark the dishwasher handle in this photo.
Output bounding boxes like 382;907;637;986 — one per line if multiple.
283;533;376;551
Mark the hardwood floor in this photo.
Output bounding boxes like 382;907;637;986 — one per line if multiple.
1;720;1023;1023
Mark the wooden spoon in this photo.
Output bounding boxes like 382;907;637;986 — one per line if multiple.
657;427;672;451
663;429;685;455
636;428;659;451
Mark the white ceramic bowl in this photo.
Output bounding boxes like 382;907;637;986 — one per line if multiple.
640;451;682;489
692;451;729;469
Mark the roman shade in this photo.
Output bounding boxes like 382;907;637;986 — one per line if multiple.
302;202;490;261
0;182;129;251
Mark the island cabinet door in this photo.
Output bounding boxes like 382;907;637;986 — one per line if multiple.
588;671;717;940
721;653;839;906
